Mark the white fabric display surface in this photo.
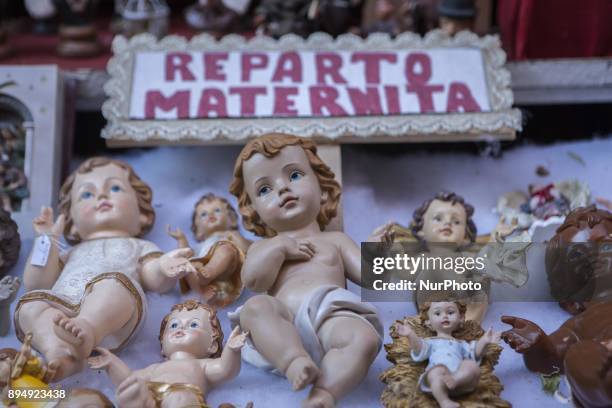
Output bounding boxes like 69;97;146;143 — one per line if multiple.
4;136;612;407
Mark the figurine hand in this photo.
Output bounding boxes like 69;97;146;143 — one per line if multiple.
280;236;316;261
33;206;65;237
481;327;502;345
493;216;518;240
501;315;546;353
226;326;249;351
395;322;415;338
88;347;116;370
0;276;20;303
159;248;196;279
368;222;396;243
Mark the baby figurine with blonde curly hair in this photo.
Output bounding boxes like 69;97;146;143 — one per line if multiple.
89;300;247;408
168;193;251;307
228;133;383;408
14;157;197;381
396;301;501;408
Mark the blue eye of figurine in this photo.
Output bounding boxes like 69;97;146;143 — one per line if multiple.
170;322;179;329
215;208;221;213
258;185;271;197
200;211;208;218
434;215;442;222
190;321;199;328
289;170;303;182
110;185;122;193
80;191;93;200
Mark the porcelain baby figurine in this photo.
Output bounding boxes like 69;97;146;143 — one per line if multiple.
168;193;251;307
228;133;383;408
14;157;196;381
396;301;501;408
89;299;247;408
370;191;528;323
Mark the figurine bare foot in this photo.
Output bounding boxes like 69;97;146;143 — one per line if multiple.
45;345;83;382
442;372;457;391
439;400;460;408
302;387;334;408
52;315;96;359
286;355;319;391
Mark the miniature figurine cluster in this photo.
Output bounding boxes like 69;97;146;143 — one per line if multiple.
0;133;610;407
2;0;483;59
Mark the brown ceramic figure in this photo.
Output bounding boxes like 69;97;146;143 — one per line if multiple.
228;133;383;408
544;205;612;313
53;0;102;57
168;193;251;307
14;157;196;382
396;301;501;408
89;300;247;408
370;191;526;323
502;206;612;408
437;0;475;36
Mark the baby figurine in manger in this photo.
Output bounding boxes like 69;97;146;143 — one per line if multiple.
228;133;383;408
14;157;196;381
89;299;247;408
380;300;509;408
370;191;529;323
168;193;251;307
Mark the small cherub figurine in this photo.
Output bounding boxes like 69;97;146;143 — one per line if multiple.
89;300;247;408
396;301;501;408
0;276;20;336
228;133;383;408
14;157;196;382
168;193;251;307
370;191;528;323
1;334;53;405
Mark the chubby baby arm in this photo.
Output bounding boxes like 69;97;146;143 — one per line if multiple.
242;235;314;292
140;248;196;293
23;207;65;290
333;231;362;285
204;327;248;387
88;347;133;387
475;327;501;360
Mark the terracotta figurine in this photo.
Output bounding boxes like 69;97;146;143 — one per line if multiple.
14;157;196;381
168;193;250;307
544;205;612;313
502;304;612;408
89;300;247;408
228;133;383;407
396;301;501;408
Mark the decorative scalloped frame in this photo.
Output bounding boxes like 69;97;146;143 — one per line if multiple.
102;30;521;144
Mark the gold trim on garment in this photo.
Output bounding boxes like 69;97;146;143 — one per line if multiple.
147;381;210;408
14;272;144;352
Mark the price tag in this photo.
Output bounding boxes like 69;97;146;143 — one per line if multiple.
31;235;51;267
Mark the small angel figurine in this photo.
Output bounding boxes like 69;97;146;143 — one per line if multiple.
369;191;528;323
14;157;196;381
89;300;247;408
168;193;251;307
396;301;501;408
228;133;383;407
1;334;53;405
